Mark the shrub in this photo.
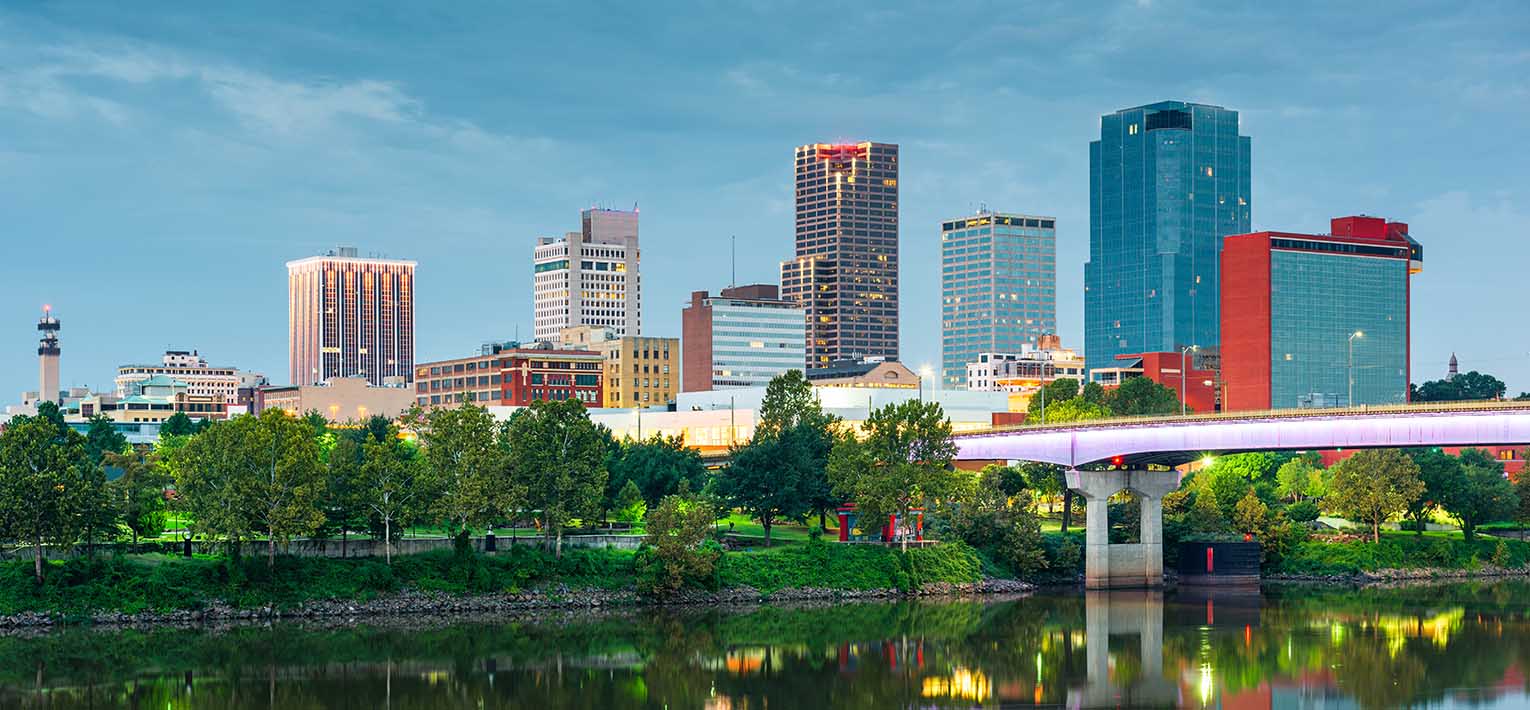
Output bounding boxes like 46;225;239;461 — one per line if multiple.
637;494;720;598
1285;501;1320;523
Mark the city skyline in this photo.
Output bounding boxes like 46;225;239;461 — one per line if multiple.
2;3;1528;399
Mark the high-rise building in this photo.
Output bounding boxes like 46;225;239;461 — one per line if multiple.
781;142;899;366
116;350;264;404
1220;216;1422;410
941;211;1057;388
1086;101;1251;373
560;326;678;408
682;285;807;392
287;247;416;387
534;207;641;341
37;306;60;406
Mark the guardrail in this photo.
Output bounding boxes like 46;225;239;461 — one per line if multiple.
958;399;1530;437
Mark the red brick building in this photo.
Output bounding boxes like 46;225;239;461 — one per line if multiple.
413;342;603;409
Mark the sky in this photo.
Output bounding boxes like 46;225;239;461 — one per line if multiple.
2;1;1528;401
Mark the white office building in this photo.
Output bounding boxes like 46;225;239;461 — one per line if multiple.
534;207;641;341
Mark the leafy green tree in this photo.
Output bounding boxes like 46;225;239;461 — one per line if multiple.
160;411;197;437
1403;448;1464;535
1018;461;1077;531
1105;375;1184;416
0;413;107;581
607;434;707;508
637;492;720;597
323;434;370;555
756;369;825;437
1026;378;1081;419
359;435;427;564
83;414;127;466
301;410;330;439
1187;489;1230;533
1325;449;1424;543
1439;449;1516;542
506;398;608;557
940;465;1048;575
1411;371;1507;402
1233;489;1270;539
754;370;842;527
1274;458;1322;502
103;449;168;544
611;480;646;525
414;404;511;540
827;400;959;551
717;432;813;547
1080;381;1108;406
1038;397;1111;425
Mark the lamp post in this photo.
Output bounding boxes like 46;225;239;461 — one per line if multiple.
1348;331;1365;407
918;365;934;402
1179;345;1200;416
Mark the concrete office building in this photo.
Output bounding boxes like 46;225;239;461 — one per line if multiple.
682;285;806;392
941;210;1057;388
534;208;642;341
781;142;899;366
287;246;416;386
257;376;415;423
116;350;264;404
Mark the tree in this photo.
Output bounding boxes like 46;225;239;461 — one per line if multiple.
161;412;197;437
414;404;511;540
83;414;127;466
1411;371;1507;402
1439;448;1516;542
1403;448;1464;535
611;480;646;525
827;400;959;551
754;370;841;527
940;465;1048;575
506;399;608;558
1187;489;1230;533
359;435;427;564
1106;375;1184;416
1233;489;1270;539
1038;397;1111;425
1080;381;1108;406
103;449;168;544
756;369;825;437
1018;461;1076;531
0;413;107;582
1325;449;1424;543
1275;458;1322;503
607;434;707;508
1027;378;1081;419
718;433;813;547
323;433;370;555
638;493;720;597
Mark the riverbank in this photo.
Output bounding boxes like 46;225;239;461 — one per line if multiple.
0;540;1033;628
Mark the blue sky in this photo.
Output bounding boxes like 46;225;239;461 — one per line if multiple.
2;1;1528;400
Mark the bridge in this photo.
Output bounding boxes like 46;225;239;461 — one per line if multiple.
953;402;1530;589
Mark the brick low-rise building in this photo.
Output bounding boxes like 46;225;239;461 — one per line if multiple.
414;341;603;409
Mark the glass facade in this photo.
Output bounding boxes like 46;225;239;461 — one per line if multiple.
940;213;1057;388
711;302;807;388
1269;250;1408;407
1086;101;1251;372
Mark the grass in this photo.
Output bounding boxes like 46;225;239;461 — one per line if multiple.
718;538;985;593
1275;529;1530;576
716;513;824;543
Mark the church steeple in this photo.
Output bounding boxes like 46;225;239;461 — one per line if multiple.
1448;353;1459;380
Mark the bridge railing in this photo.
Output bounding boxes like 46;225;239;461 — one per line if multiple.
960;399;1530;437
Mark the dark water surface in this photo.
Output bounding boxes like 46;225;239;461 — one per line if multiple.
6;582;1530;708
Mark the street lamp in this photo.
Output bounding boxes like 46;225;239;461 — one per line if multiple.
1348;331;1365;407
1180;345;1200;416
918;364;934;401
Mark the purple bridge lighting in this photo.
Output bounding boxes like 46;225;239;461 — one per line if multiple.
953;403;1530;468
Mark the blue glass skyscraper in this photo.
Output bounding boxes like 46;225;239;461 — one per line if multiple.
1086;101;1251;373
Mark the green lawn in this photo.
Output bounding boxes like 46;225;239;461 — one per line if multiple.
717;513;827;543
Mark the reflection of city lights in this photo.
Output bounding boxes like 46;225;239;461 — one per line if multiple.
921;668;992;701
1198;663;1214;705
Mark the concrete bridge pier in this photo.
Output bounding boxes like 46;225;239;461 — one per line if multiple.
1066;468;1180;589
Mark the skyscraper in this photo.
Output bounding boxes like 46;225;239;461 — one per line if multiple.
781;142;899;366
1221;216;1421;410
287;247;416;386
534;207;641;341
940;210;1057;388
1086;101;1251;373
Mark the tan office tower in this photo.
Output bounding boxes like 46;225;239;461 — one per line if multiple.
780;142;899;367
287;247;416;386
534;207;641;341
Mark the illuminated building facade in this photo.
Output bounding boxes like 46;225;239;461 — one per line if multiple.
534;207;641;341
682;285;806;392
116;349;264;404
1086;101;1251;372
941;210;1057;388
287;247;415;386
1221;215;1421;410
781;141;899;366
414;341;604;409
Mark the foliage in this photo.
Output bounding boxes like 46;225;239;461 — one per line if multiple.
717;539;985;594
321;433;370;549
936;466;1048;576
506;398;608;557
1438;450;1516;542
1411;371;1507;402
412;404;512;537
1037;397;1111;424
1403;447;1462;535
752;370;841;523
1232;489;1270;538
636;493;720;597
1285;500;1321;523
717;430;815;546
83;414;126;466
606;434;707;508
827;400;959;551
103;450;168;544
0;412;108;581
1274;458;1323;502
159;412;197;438
1025;378;1080;419
1105;375;1184;416
1187;489;1230;533
1325;449;1425;543
359;433;428;564
1276;531;1530;575
611;480;647;524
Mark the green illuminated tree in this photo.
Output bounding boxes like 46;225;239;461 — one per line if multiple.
506;398;607;557
0;412;106;582
1325;449;1424;543
827;399;958;551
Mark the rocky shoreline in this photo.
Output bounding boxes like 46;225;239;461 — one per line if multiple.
0;578;1035;629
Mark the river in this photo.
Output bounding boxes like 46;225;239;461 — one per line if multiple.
5;581;1530;708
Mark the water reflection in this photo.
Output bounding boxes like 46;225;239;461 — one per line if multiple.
5;582;1530;708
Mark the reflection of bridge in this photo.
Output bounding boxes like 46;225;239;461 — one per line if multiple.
954;402;1530;588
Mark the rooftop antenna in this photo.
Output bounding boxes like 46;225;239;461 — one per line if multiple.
731;235;736;288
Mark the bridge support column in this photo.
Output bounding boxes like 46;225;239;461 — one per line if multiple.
1066;468;1180;589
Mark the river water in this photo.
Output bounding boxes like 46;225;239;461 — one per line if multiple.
5;582;1530;708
